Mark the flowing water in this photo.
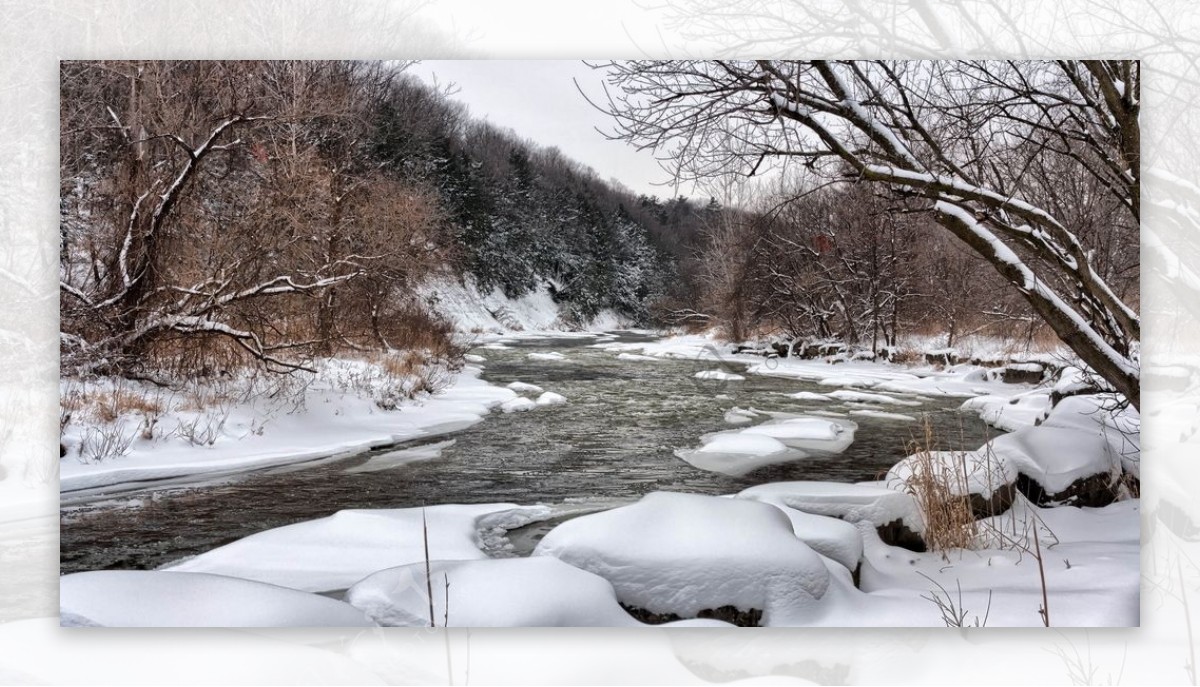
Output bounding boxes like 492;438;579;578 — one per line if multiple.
60;333;999;573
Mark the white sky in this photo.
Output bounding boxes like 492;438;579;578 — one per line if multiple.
407;60;697;200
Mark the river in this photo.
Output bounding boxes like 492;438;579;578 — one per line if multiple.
60;333;999;573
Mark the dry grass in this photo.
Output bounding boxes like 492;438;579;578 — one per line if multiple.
889;346;922;365
901;417;980;553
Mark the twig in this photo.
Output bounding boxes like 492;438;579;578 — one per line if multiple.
422;507;435;628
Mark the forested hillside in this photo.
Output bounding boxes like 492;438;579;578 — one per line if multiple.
59;61;708;382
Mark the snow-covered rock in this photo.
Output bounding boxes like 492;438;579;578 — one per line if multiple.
167;503;524;592
723;407;760;424
506;381;544;394
738;481;924;550
535;391;568;406
347;557;637;627
533;492;831;625
827;389;922;407
885;449;1018;518
961;390;1052;432
500;397;537;413
987;394;1136;505
60;571;374;627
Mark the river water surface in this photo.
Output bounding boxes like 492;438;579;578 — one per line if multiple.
60;333;998;573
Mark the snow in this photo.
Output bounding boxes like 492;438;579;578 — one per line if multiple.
346;557;638;627
60;364;515;494
759;503;864;571
535;391;568;406
741;417;855;452
463;353;486;363
533;492;832;625
166;503;532;592
786;391;832;402
60;570;374;627
847;409;918;422
506;381;543;393
694;369;745;381
419;275;630;334
616;352;659;362
738;481;924;534
885;449;1016;499
343;440;454;474
827;389;922;407
961;390;1052;432
985;394;1138;494
723;407;760;424
675;432;801;477
500;397;537;413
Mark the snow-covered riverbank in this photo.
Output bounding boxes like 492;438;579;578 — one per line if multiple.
59;331;1140;627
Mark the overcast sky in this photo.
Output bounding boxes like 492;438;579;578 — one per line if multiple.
407;60;698;200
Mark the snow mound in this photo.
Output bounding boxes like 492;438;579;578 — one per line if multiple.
763;504;864;571
60;571;374;627
500;397;537;413
675;432;803;477
347;557;637;627
961;391;1051;432
986;394;1134;494
167;503;523;592
694;369;745;381
885;449;1016;499
738;481;923;534
506;381;544;394
463;354;486;363
535;391;568;406
533;492;831;624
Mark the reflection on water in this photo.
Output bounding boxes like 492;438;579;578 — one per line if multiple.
60;333;999;573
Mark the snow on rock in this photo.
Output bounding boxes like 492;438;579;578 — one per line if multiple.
694;369;746;381
347;557;637;627
506;381;544;394
60;571;374;627
886;449;1016;500
167;503;526;592
533;492;831;625
762;504;864;572
535;391;568;406
500;397;537;413
961;390;1052;432
986;394;1138;502
463;354;486;364
738;481;924;536
674;432;803;477
827;389;922;407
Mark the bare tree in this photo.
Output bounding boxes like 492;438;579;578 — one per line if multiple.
594;60;1140;408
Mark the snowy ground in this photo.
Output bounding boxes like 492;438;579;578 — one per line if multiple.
58;330;1139;627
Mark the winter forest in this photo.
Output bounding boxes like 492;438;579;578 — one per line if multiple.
59;60;1140;629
